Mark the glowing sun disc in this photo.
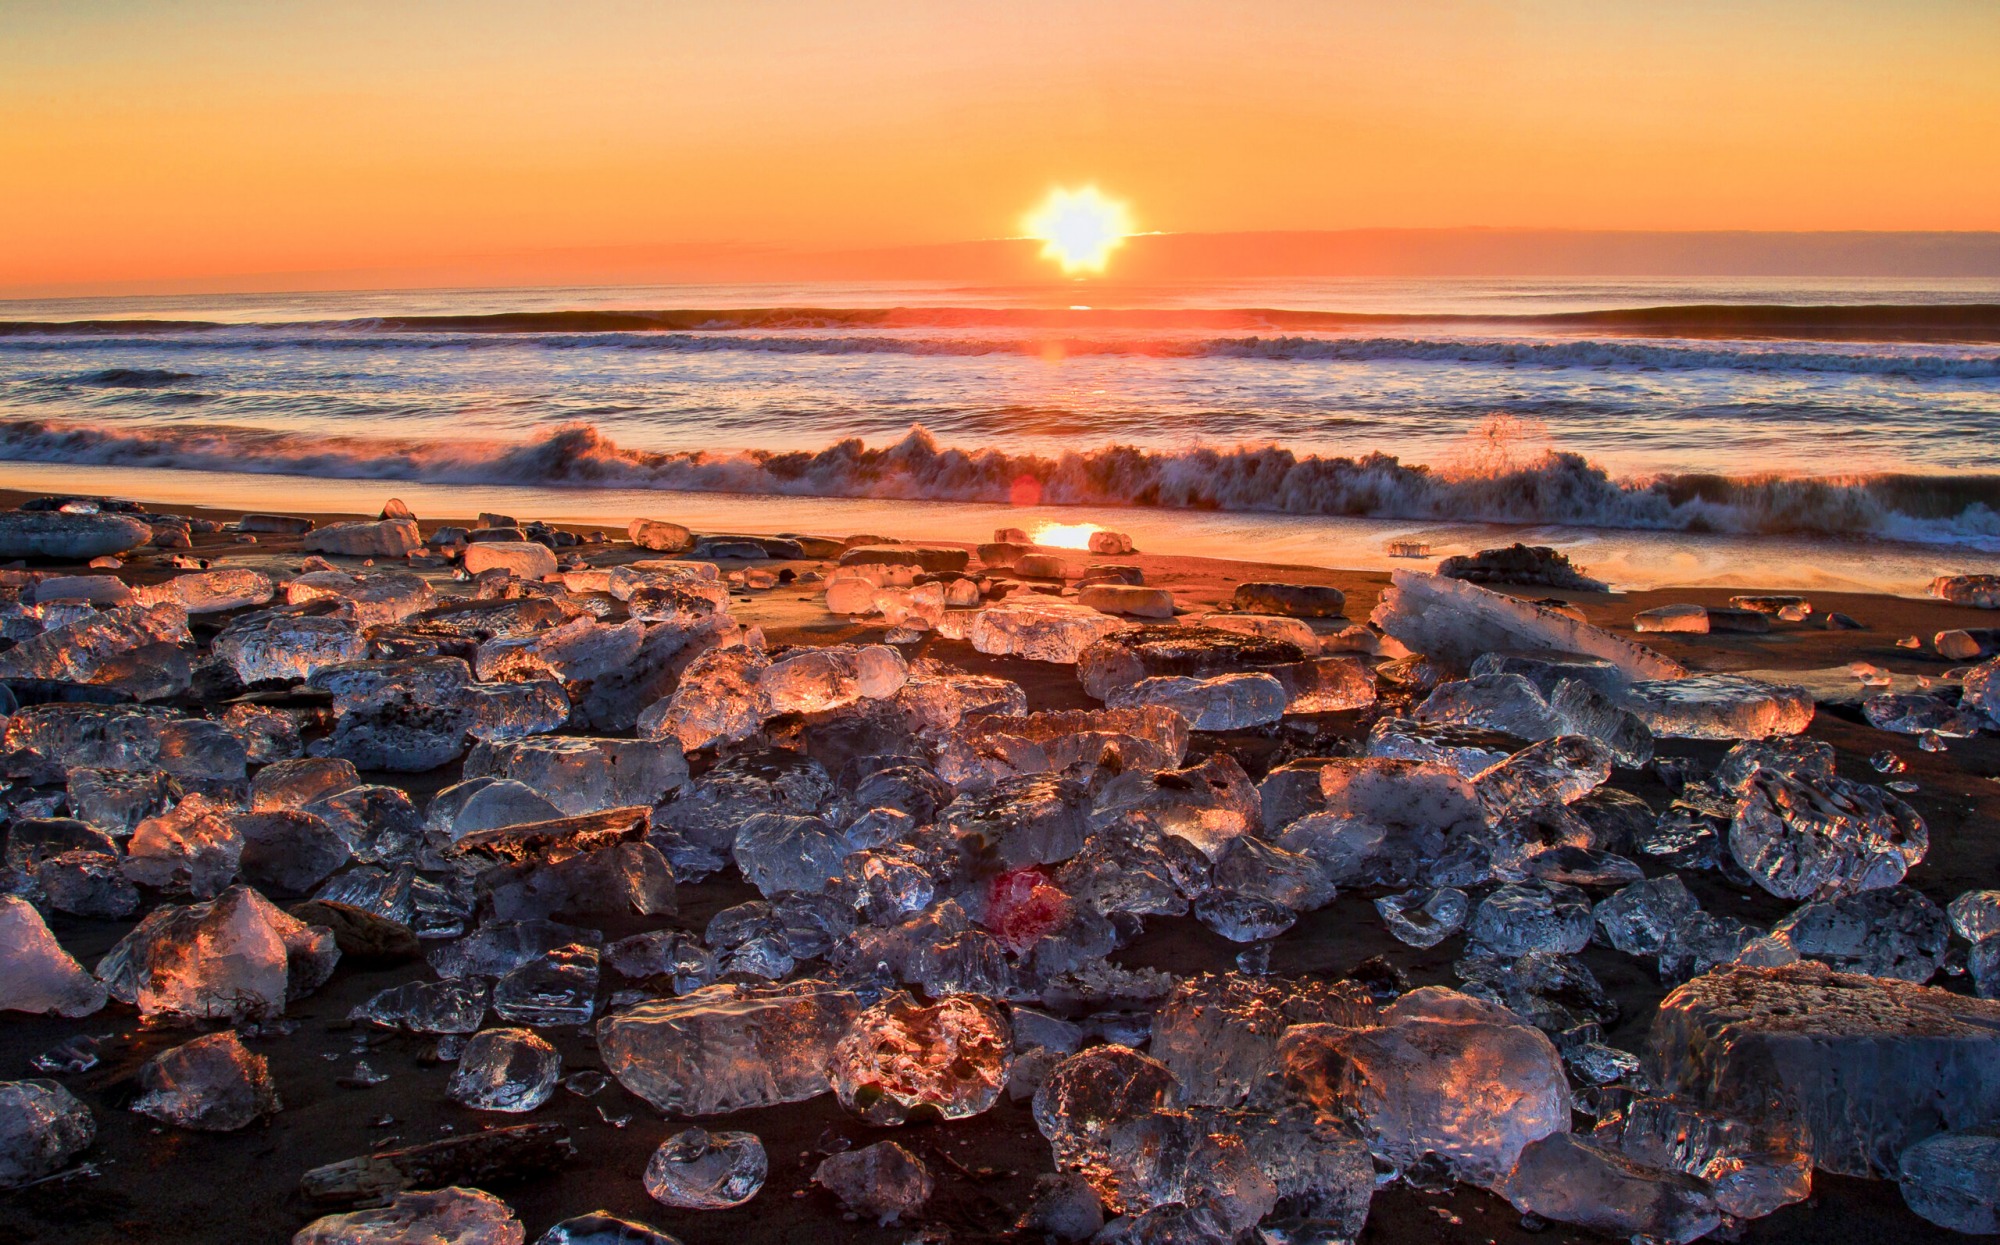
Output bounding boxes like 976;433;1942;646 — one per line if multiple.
1024;187;1132;275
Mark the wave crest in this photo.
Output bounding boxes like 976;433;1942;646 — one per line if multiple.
4;416;1998;547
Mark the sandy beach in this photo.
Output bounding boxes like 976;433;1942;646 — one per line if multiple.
0;485;1992;1244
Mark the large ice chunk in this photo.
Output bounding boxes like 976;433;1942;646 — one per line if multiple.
1278;987;1569;1187
1499;1133;1719;1244
0;896;107;1017
1105;673;1287;730
1149;973;1375;1107
598;981;862;1115
95;885;338;1021
1620;674;1814;740
1372;571;1686;680
214;610;366;683
829;992;1013;1124
644;1127;767;1210
0;1080;94;1189
970;598;1137;663
1899;1131;2000;1235
1729;769;1926;899
464;736;686;815
811;1140;932;1226
1647;963;2000;1177
293;1187;525;1245
447;1028;561;1113
132;1030;280;1131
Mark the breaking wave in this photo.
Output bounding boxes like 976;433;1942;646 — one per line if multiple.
5;416;1998;547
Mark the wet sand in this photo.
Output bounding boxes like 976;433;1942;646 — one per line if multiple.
0;490;1994;1244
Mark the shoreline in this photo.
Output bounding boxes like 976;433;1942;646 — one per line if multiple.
2;485;1997;1245
4;464;1993;598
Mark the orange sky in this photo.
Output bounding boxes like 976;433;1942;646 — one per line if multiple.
6;0;2000;293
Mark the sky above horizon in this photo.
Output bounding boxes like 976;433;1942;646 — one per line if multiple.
6;0;2000;293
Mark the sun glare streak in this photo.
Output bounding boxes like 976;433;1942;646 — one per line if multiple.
1023;187;1132;275
1032;521;1100;549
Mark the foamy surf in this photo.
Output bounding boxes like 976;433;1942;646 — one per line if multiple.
4;416;1997;549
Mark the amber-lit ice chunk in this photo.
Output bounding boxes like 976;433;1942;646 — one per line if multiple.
1647;963;2000;1177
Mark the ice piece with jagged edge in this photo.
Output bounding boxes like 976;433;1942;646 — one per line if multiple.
214;609;367;683
1032;1044;1182;1176
95;885;338;1021
64;766;178;835
219;702;305;763
310;674;569;772
2;703;248;783
651;748;838;880
0;1080;95;1189
1209;836;1336;912
123;795;245;898
304;783;426;864
1088;753;1260;860
1714;737;1835;795
427;918;601;979
1594;874;1700;957
598;981;862;1115
1469;882;1593;956
1310;757;1491;886
971;597;1137;664
1619;673;1815;740
315;863;470;940
130;567;273;614
1052;1107;1279;1234
1053;818;1206;919
283;569;435;625
1276;987;1570;1187
1549;677;1655;767
1364;717;1512;779
492;944;601;1027
1148;973;1376;1107
1728;768;1927;899
1417;673;1562;737
936;708;1184;784
1375;886;1470;948
447;1028;561;1113
293;1187;527;1245
1771;885;1947;982
1951;890;2000;942
462;736;687;816
0;896;108;1016
353;978;491;1034
889;669;1028;735
941;772;1091;867
1105;672;1287;730
1656;910;1765;985
732;813;848;896
829;992;1013;1124
1899;1131;2000;1235
1471;735;1613;821
0;602;190;693
37;849;140;919
1076;625;1307;700
1591;1094;1811;1221
1864;691;1987;738
1647;962;2000;1177
473;615;643;684
1203;1105;1375;1241
1455;950;1617;1033
1372;570;1686;680
812;1140;932;1226
644;1127;767;1209
1499;1133;1720;1244
251;756;360;811
757;642;908;716
1194;891;1295;942
131;1030;279;1132
636;645;769;752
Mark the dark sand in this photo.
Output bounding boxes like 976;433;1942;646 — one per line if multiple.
0;491;1994;1244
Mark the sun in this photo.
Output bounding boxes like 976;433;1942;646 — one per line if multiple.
1023;186;1133;275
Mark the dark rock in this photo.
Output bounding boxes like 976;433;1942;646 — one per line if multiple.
1231;581;1348;617
1436;544;1608;592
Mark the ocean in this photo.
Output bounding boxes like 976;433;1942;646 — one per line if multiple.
3;276;1998;592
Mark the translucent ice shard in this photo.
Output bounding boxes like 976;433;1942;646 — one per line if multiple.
294;1187;526;1245
644;1126;767;1209
1899;1131;2000;1235
131;1030;280;1131
1728;769;1926;899
598;981;861;1115
0;896;107;1017
811;1140;932;1225
447;1028;561;1113
0;1080;95;1189
829;992;1013;1124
